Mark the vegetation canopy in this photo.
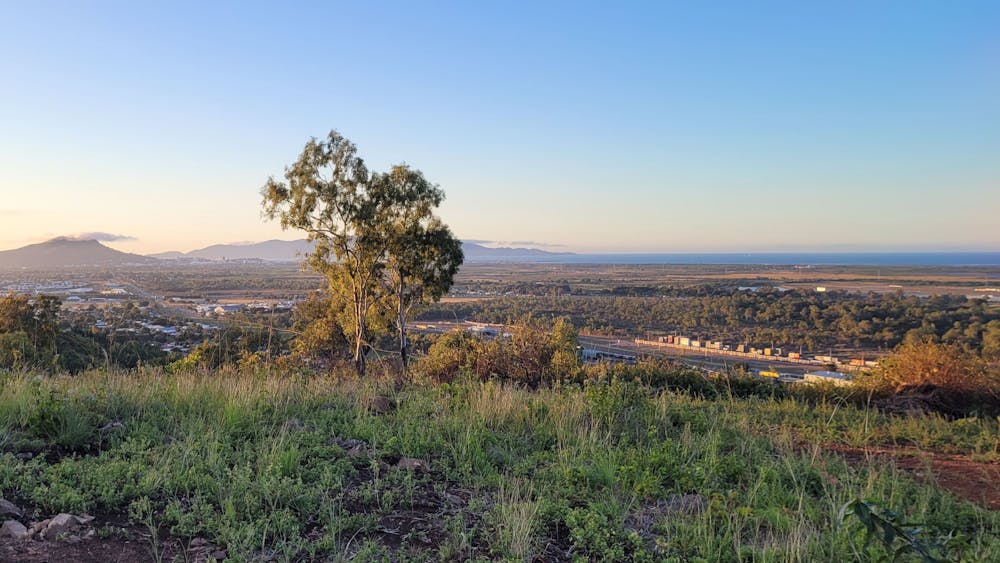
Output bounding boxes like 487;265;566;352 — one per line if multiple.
261;131;463;376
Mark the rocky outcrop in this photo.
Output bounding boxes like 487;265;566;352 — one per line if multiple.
0;521;29;540
0;500;22;520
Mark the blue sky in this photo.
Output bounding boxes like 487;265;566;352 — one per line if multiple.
1;1;998;253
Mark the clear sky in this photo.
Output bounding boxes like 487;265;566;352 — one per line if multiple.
1;1;998;254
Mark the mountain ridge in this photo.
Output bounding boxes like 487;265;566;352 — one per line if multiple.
152;239;572;262
0;238;158;268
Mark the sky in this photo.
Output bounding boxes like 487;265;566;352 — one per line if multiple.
1;1;998;254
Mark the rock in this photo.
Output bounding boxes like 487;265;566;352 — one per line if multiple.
15;453;33;461
0;499;21;519
30;519;50;537
331;436;369;457
42;513;81;540
395;457;430;472
365;396;393;415
210;549;228;560
76;513;95;525
0;520;29;540
190;537;210;547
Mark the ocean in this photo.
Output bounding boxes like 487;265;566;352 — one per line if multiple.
482;252;1000;267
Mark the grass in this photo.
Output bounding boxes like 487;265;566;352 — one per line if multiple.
1;368;998;561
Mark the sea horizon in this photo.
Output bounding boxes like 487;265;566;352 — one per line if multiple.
477;251;1000;267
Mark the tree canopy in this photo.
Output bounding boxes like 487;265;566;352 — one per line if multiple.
262;130;463;375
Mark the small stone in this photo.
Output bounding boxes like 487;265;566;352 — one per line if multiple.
210;549;228;560
15;452;33;461
0;499;21;519
0;520;29;540
331;436;368;457
42;513;81;540
190;537;210;547
30;519;50;536
395;457;430;472
76;513;95;525
365;396;393;414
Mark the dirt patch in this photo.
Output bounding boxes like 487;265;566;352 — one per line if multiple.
0;534;168;563
822;443;1000;510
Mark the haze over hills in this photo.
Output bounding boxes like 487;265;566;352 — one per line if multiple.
4;238;998;269
150;240;571;262
149;239;315;262
0;238;157;269
0;237;571;269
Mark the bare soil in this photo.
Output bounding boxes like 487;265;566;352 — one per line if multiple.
822;443;1000;510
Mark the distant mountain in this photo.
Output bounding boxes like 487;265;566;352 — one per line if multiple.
461;242;572;261
0;238;158;269
151;240;572;262
151;239;315;262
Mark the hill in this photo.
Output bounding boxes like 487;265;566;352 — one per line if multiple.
0;238;158;269
461;242;572;261
150;239;314;262
151;240;572;262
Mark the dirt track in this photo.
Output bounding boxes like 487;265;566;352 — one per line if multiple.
823;443;1000;510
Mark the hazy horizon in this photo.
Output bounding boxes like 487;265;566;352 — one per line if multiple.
2;236;999;257
2;2;998;254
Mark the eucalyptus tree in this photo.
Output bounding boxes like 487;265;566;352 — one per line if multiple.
374;165;463;370
261;131;386;375
261;131;462;375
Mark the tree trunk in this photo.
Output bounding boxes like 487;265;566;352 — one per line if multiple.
354;338;366;376
398;313;408;372
397;279;408;372
354;306;367;377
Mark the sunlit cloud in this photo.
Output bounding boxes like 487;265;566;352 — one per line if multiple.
64;232;138;242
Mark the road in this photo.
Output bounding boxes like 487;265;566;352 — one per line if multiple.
576;335;811;375
410;320;812;376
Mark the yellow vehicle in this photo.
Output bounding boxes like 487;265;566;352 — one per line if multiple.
758;370;780;378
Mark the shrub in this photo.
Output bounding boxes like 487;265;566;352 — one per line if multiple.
855;339;1000;416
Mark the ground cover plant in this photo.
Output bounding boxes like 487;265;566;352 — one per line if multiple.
1;367;998;562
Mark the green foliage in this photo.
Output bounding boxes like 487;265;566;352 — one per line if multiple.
565;506;650;562
169;326;288;372
418;289;1000;355
841;499;968;562
418;317;581;386
262;130;464;376
1;370;997;561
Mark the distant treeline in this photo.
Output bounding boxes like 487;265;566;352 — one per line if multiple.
417;289;1000;355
